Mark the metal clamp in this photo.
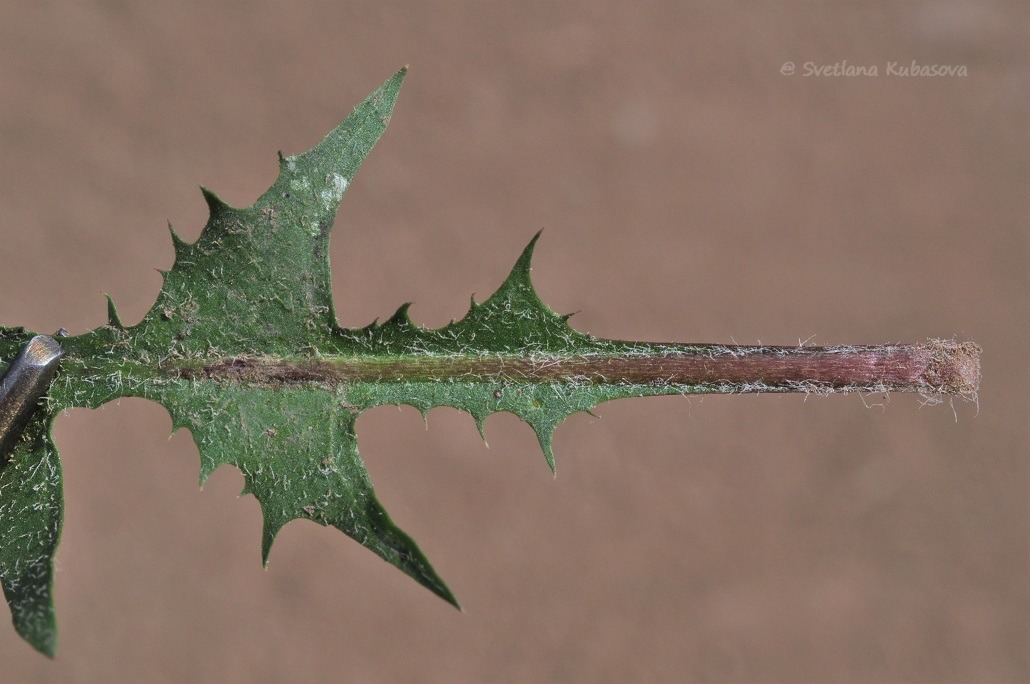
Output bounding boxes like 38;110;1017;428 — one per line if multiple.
0;335;64;462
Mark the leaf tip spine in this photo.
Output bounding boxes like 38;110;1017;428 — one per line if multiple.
167;221;189;255
387;302;414;327
104;294;124;329
530;422;557;474
260;520;282;567
515;231;543;280
473;414;488;446
200;185;231;219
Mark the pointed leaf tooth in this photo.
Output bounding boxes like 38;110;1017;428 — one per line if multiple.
477;231;550;313
450;231;594;354
197;454;220;488
354;318;380;336
162;405;189;432
348;498;460;610
495;230;542;297
260;512;287;567
402;400;431;421
529;420;558;473
290;66;407;173
167;221;190;255
267;67;406;225
520;228;544;267
168;419;190;432
167;409;192;433
164;404;192;435
104;294;124;329
200;186;231;219
472;412;489;446
386;302;414;327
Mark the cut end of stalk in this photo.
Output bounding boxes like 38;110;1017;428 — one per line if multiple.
919;339;981;397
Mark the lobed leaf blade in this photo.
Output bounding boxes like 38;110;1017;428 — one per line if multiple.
0;68;719;654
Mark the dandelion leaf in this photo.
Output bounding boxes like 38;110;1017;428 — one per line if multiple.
1;69;703;655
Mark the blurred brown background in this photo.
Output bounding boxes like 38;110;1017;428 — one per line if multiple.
0;2;1026;682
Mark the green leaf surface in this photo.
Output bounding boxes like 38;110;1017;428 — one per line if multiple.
1;69;707;655
0;338;61;657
